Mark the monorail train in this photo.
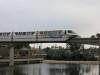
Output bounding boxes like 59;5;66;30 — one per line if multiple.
0;32;12;41
0;30;78;42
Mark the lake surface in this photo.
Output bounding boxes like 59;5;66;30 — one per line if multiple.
0;64;99;75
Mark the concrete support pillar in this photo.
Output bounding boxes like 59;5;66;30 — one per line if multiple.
8;66;14;75
9;46;14;66
9;46;14;75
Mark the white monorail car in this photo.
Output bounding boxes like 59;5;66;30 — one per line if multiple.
37;30;78;42
0;32;12;42
0;30;78;42
13;32;36;42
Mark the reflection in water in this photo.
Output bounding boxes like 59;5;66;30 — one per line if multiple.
0;64;99;75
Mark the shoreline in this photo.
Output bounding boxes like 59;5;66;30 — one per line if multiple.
42;60;100;64
0;59;99;65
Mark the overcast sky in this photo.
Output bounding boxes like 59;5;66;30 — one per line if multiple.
0;0;100;37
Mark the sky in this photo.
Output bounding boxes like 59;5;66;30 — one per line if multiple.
0;0;100;37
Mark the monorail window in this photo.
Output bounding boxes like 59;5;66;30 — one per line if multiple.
40;32;43;34
15;32;19;35
0;33;10;36
64;31;66;34
59;31;61;34
15;32;35;35
15;32;23;35
44;32;47;35
19;32;22;35
7;33;10;36
68;30;73;33
26;32;31;35
23;32;35;35
0;33;2;36
23;32;26;35
31;32;35;35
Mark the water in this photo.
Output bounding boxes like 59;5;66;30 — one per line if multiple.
0;64;99;75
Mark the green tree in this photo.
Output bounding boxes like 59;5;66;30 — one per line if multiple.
90;35;96;38
96;33;100;38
